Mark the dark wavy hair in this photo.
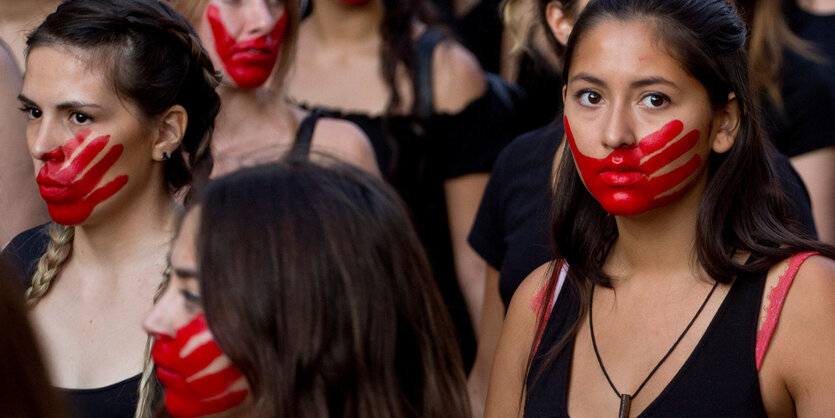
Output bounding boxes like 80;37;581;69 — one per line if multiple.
23;2;222;415
527;0;835;394
26;0;221;191
195;157;471;417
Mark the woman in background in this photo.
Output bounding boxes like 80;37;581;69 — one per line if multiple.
285;0;521;369
168;0;379;176
2;0;221;415
144;158;471;417
738;0;835;243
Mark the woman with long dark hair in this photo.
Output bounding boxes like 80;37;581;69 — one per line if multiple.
486;0;835;416
1;0;221;416
167;0;379;177
143;158;471;417
736;0;835;243
284;0;520;370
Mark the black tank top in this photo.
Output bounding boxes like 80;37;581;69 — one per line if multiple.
290;108;324;158
525;269;769;417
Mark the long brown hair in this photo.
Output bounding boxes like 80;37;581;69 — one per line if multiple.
527;0;835;399
736;0;823;111
196;157;471;417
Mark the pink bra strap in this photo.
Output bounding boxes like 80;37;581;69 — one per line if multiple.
755;251;819;370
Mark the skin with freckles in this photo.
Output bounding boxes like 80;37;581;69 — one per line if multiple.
36;130;129;225
207;3;286;89
565;117;702;216
152;313;249;418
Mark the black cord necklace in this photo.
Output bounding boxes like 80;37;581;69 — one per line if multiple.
589;281;719;418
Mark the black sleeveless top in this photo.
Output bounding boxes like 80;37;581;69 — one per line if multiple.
525;270;769;417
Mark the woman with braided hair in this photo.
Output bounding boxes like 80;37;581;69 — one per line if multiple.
1;0;221;416
167;0;379;177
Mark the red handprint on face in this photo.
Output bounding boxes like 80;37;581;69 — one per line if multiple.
207;4;287;89
36;130;129;225
565;116;702;216
152;313;249;418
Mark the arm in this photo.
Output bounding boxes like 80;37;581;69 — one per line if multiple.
467;265;504;417
0;41;48;248
759;255;835;416
434;38;492;329
789;147;835;244
445;173;489;331
484;262;551;418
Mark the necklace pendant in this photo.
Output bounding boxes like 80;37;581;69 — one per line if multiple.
618;394;632;418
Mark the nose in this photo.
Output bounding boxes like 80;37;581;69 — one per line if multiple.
142;285;180;340
602;104;637;150
241;0;277;37
28;117;67;162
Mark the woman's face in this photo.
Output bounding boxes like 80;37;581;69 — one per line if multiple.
562;19;731;217
18;46;156;226
143;209;250;418
195;0;287;89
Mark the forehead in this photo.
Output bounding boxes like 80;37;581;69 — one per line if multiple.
568;19;690;84
171;208;201;269
22;46;113;103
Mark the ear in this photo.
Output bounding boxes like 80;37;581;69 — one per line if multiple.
546;1;574;46
711;92;740;154
562;84;568;104
152;105;188;162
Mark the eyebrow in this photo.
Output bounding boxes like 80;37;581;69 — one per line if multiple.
173;267;199;280
17;94;102;110
569;73;680;90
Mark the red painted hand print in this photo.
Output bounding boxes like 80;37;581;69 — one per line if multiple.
208;4;287;89
565;117;702;216
36;130;129;225
152;314;248;418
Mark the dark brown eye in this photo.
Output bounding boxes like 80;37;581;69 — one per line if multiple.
641;93;669;109
579;91;602;105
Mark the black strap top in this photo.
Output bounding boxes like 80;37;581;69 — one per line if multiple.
525;270;769;417
290;108;324;158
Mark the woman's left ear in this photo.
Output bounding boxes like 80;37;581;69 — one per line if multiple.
152;105;188;162
711;92;740;154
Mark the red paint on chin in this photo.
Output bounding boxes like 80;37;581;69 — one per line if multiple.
36;131;129;225
152;313;248;418
564;116;702;216
207;4;287;89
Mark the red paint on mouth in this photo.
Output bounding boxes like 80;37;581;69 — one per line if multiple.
207;4;287;89
152;313;248;418
36;131;128;225
565;117;702;216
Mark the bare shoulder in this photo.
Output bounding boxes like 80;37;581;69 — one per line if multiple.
431;38;486;114
310;117;380;176
764;254;835;415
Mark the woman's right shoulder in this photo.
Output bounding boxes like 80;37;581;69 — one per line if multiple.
311;117;381;177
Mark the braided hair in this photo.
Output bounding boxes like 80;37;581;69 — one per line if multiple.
24;0;222;415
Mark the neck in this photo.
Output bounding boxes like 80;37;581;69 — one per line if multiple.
211;85;294;153
71;182;178;272
308;0;384;47
606;178;707;284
